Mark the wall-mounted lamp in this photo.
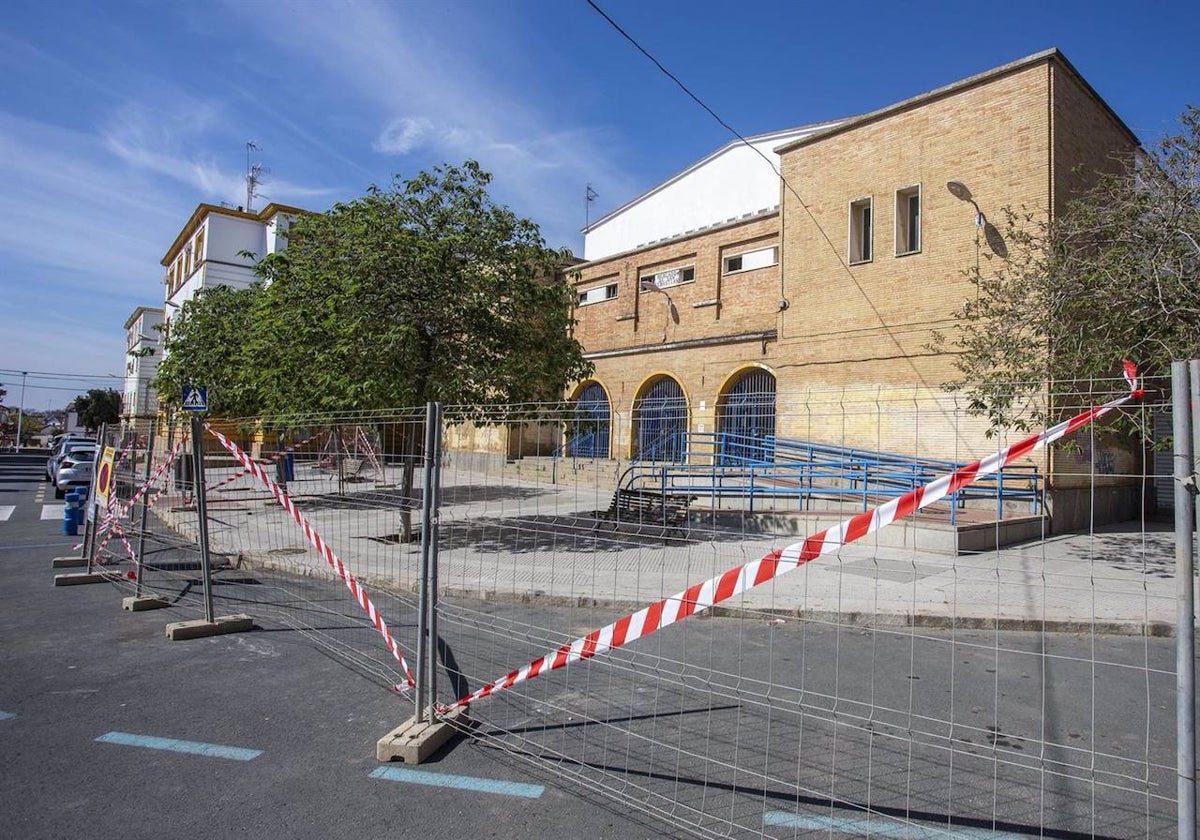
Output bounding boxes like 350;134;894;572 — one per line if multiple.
639;278;680;342
639;279;680;324
946;181;985;227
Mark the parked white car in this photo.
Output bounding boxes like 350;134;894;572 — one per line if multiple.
54;446;96;498
46;437;95;485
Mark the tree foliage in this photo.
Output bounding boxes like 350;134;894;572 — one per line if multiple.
156;161;591;418
932;106;1200;435
74;389;122;431
153;284;260;416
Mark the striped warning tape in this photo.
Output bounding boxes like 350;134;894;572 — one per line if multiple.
443;363;1145;711
91;440;185;561
209;430;327;493
204;423;416;691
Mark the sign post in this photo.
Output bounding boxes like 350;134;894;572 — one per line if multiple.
164;385;253;640
184;387;215;623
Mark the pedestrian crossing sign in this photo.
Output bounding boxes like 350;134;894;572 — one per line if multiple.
182;385;208;412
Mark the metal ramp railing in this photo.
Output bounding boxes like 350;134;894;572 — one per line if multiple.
620;431;1040;524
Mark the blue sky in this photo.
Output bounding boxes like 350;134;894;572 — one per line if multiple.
1;0;1196;413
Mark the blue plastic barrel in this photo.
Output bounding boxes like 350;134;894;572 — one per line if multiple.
62;490;80;536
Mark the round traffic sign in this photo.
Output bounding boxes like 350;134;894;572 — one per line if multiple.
97;460;112;496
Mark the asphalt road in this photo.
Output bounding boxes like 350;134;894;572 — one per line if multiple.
0;453;665;840
1;452;1188;839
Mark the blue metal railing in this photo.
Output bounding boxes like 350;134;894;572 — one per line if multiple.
618;431;1040;524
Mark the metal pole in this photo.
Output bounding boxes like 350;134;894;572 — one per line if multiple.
1173;360;1197;840
428;403;442;716
414;404;438;723
84;422;107;573
191;414;215;624
134;419;157;598
15;371;26;451
1177;360;1200;840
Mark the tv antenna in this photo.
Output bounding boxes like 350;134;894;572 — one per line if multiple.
246;141;269;212
585;183;598;228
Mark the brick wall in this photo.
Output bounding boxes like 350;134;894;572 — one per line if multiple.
1051;62;1139;218
561;52;1141;508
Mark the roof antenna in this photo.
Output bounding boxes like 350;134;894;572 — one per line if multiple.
246;141;269;212
585;183;598;228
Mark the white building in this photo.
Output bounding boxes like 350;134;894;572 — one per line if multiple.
161;202;306;313
582;122;842;261
122;305;164;418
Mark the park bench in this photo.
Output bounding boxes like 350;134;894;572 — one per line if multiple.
599;487;696;535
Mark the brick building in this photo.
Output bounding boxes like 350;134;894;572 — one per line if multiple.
568;49;1140;530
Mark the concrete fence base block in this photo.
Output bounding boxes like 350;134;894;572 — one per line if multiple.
376;705;470;764
51;556;87;568
123;595;170;612
54;570;121;586
164;614;254;640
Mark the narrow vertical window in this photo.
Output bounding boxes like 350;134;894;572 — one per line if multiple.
849;198;873;264
895;185;921;255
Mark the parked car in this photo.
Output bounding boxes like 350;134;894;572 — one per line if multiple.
54;446;96;498
46;437;96;484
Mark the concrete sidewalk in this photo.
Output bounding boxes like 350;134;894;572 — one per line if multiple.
152;459;1188;636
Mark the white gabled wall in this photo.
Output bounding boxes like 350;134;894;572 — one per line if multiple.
583;123;840;261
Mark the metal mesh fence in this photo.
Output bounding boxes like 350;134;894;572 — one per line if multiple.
76;372;1191;839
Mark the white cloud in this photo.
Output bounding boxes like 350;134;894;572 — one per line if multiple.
374;116;434;155
0;112;175;285
101;100;341;209
216;0;641;250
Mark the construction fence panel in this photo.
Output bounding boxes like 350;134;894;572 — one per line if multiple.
75;371;1189;839
426;375;1179;840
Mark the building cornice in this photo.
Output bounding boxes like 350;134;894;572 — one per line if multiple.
774;48;1140;156
583;330;777;360
161;201;311;266
572;210;780;278
123;305;164;330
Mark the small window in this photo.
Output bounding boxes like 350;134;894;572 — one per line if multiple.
895;185;921;255
578;282;618;306
849;197;873;264
723;246;778;275
640;265;695;290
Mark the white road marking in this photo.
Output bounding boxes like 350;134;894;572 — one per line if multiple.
41;504;65;520
0;506;14;522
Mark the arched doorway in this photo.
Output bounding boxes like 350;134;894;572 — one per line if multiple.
716;368;776;464
633;375;688;462
568;382;611;458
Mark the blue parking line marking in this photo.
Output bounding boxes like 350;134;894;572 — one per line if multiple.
95;731;262;761
0;711;15;720
369;766;544;798
763;811;1030;838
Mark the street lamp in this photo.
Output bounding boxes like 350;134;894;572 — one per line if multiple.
13;371;27;452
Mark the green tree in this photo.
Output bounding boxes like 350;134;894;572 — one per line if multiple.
18;413;42;439
153;284;261;416
73;389;123;432
249;161;589;413
932;106;1200;435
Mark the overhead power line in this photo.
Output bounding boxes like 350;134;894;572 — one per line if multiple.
584;0;934;390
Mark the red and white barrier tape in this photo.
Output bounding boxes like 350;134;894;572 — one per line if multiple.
356;426;386;477
444;363;1145;711
204;423;416;691
209;430;327;493
91;440;185;559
